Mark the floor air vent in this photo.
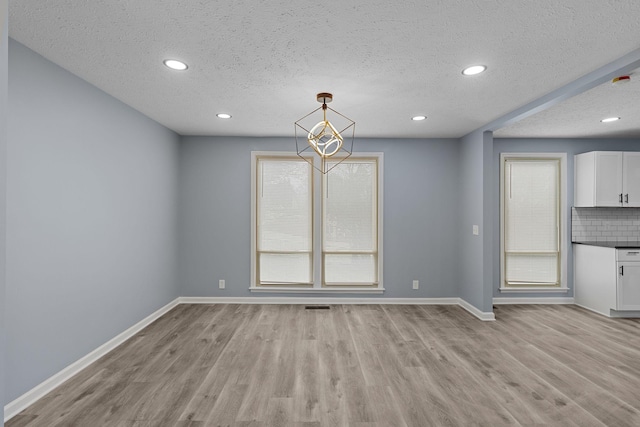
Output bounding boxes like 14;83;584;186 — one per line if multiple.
305;305;331;310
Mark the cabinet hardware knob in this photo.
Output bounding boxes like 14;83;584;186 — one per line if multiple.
625;194;629;203
620;266;624;276
619;193;623;203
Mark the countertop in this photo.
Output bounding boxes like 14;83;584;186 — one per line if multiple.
573;241;640;249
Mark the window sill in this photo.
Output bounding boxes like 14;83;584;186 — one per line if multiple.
499;287;570;294
249;287;385;294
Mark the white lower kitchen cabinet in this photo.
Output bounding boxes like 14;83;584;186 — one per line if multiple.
618;251;640;311
574;243;640;317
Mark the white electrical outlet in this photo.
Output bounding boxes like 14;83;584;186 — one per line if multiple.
473;225;479;235
412;280;419;290
219;279;225;289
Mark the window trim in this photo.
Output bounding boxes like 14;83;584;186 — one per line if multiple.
499;153;569;293
251;151;384;293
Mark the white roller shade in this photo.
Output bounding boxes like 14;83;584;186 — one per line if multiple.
323;160;378;284
257;158;312;284
504;159;559;285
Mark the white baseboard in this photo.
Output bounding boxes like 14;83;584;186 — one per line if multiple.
179;296;461;305
5;295;493;422
4;298;180;423
249;287;385;294
493;297;575;305
180;296;495;321
458;298;496;321
608;309;640;318
574;303;640;319
574;303;609;317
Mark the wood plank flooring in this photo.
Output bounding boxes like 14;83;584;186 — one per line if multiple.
7;304;640;426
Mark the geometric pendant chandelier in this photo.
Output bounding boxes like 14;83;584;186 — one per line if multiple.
294;92;355;174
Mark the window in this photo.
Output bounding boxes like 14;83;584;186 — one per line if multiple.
500;153;567;292
323;159;378;286
256;157;313;285
251;152;383;292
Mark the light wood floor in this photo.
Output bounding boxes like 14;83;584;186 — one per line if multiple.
6;303;640;426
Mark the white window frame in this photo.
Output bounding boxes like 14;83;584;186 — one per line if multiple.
322;157;380;288
253;154;314;287
500;153;569;293
250;151;384;293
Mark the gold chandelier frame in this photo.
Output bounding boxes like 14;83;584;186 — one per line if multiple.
294;93;355;174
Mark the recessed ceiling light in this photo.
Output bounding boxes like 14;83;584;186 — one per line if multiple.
411;115;427;121
601;117;620;123
216;113;232;119
462;65;487;76
163;59;188;71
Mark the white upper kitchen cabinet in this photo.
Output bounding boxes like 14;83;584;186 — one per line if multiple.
575;151;640;207
622;152;640;207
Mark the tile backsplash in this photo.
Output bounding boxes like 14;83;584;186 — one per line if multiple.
572;207;640;242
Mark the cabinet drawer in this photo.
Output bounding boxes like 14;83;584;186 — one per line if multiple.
617;249;640;262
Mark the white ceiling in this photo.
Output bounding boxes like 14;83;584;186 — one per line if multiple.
8;1;640;139
495;67;640;138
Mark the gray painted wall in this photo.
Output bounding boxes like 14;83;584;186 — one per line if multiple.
492;138;640;299
6;39;181;402
482;132;495;312
1;0;8;420
177;136;461;299
458;130;494;313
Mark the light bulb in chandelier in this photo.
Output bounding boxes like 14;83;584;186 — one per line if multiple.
307;120;344;157
307;97;344;157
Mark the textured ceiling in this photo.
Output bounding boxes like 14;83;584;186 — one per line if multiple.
8;1;640;138
495;68;640;138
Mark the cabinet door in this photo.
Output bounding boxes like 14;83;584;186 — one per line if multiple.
617;263;640;310
574;152;596;207
623;152;640;207
595;152;623;206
